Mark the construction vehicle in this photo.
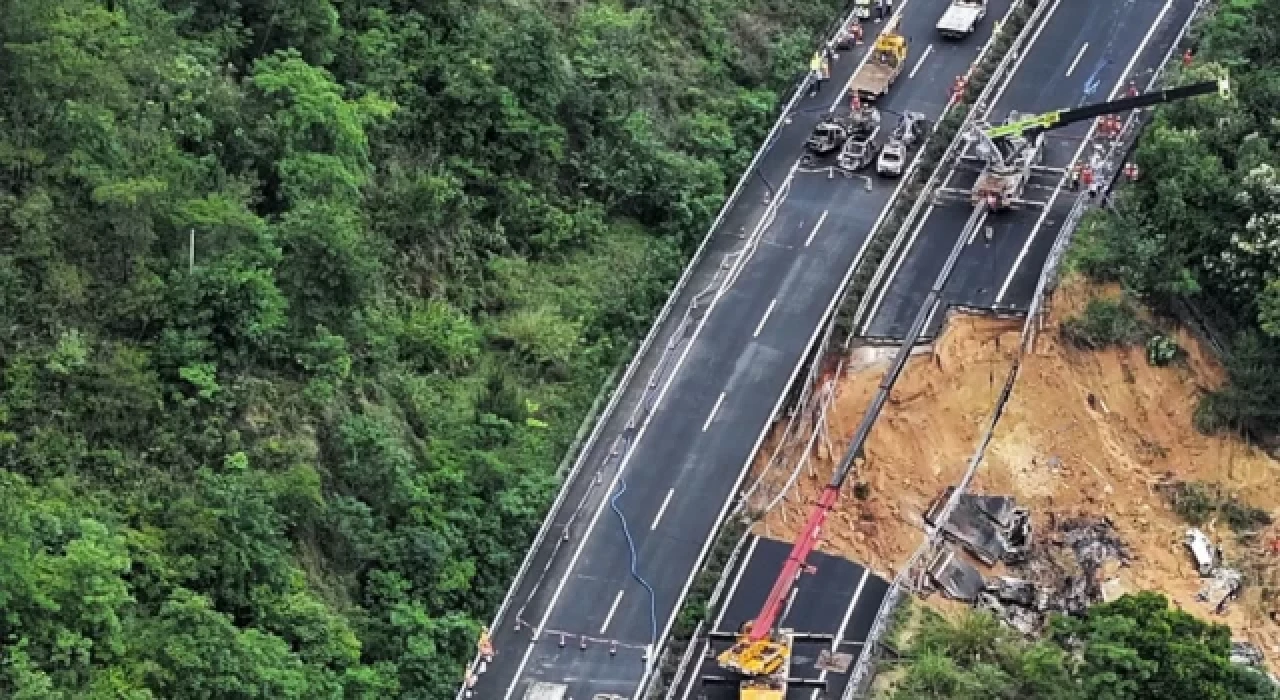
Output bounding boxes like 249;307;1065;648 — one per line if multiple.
804;104;882;163
933;74;1230;211
937;0;986;38
877;111;928;177
849;19;907;102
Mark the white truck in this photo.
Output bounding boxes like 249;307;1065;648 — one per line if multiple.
937;0;986;38
522;683;568;700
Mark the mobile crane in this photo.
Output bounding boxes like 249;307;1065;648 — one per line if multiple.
707;74;1231;700
934;73;1230;211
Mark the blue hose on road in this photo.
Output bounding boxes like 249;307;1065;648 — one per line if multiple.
610;478;659;647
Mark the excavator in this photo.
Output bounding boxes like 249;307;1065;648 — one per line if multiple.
933;72;1231;211
704;73;1232;700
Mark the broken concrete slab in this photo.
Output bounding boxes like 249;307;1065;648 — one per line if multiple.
924;488;1033;566
985;576;1043;609
928;547;986;601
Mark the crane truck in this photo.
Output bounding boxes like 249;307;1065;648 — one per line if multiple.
703;74;1231;700
934;73;1231;211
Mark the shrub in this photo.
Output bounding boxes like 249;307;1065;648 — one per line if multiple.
1060;297;1149;349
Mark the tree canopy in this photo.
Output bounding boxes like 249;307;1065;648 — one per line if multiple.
1069;0;1280;435
888;593;1277;700
0;0;844;696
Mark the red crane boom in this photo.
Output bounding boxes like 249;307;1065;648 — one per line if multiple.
747;485;841;640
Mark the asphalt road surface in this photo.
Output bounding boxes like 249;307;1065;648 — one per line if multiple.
860;0;1198;341
672;537;890;700
666;2;1204;698
473;1;1010;698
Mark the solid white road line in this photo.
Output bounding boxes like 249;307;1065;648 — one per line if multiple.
782;586;800;624
679;536;759;700
989;0;1063;108
641;1;952;692
754;298;779;338
859;0;1064;335
1066;42;1089;77
503;162;793;700
809;568;872;700
600;590;626;635
908;44;935;80
650;489;676;531
859;196;939;335
702;392;728;432
804;210;830;247
994;0;1175;304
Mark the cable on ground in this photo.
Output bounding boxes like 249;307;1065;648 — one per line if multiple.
610;478;659;647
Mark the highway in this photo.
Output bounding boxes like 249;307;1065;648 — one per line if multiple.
473;1;1010;698
860;0;1199;341
671;2;1203;698
672;537;891;700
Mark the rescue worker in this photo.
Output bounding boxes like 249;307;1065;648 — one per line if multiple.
809;51;825;95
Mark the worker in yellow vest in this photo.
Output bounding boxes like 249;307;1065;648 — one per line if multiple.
810;52;827;95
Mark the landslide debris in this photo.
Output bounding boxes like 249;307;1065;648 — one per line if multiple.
748;277;1280;665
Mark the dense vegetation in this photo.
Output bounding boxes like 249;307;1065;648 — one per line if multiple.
886;593;1277;700
0;0;846;696
1069;0;1280;435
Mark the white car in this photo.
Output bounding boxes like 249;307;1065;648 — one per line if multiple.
877;141;906;177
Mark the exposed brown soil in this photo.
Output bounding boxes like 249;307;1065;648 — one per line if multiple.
747;276;1280;664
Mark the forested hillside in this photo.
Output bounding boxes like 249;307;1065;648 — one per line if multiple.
0;0;844;696
887;593;1277;699
1071;0;1280;437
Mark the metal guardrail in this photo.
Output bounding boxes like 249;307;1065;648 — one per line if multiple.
454;12;845;695
653;2;1055;696
846;0;1031;339
841;2;1212;696
838;0;1063;693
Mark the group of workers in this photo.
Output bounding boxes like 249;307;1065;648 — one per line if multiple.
809;0;896;96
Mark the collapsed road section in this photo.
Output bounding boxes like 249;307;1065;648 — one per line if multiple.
668;0;1220;698
464;0;1014;699
859;0;1203;342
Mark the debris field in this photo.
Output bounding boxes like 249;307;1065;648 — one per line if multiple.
747;278;1280;667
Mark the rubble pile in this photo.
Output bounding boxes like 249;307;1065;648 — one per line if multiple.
1015;515;1132;619
926;500;1139;636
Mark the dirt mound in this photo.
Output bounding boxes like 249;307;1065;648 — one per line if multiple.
750;311;1021;575
748;277;1280;664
